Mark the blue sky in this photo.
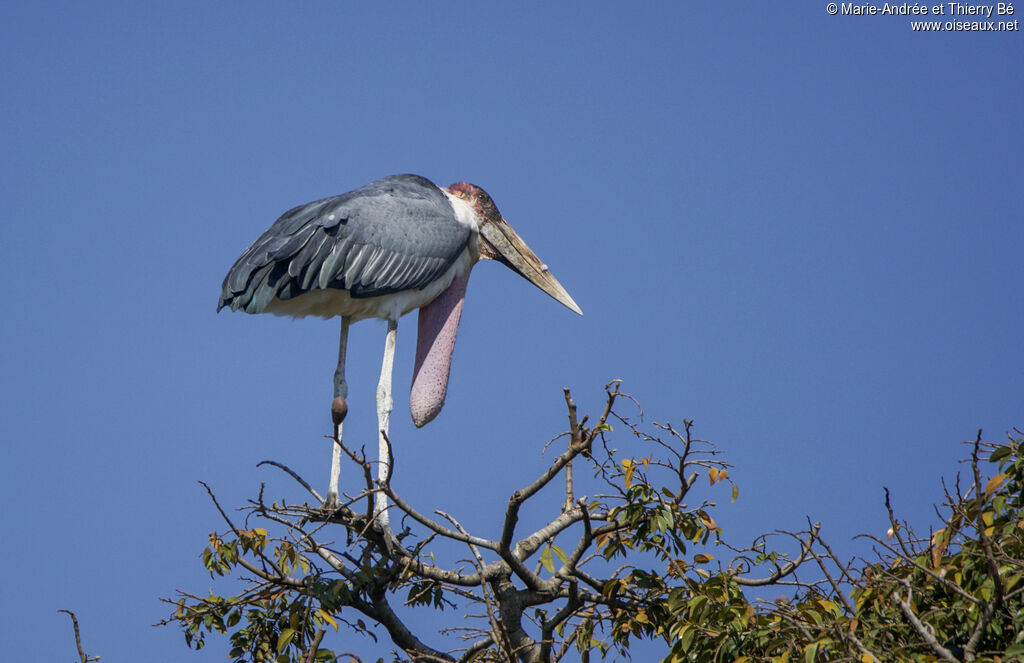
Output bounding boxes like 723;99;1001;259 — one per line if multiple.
1;2;1021;661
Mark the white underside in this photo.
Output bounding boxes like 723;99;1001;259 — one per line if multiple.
263;236;479;322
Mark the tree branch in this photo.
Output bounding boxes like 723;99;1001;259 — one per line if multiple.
895;581;958;663
964;428;1002;662
257;460;323;503
58;610;98;663
732;523;819;586
302;628;327;663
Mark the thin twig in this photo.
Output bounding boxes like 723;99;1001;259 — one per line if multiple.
436;510;512;660
58;610;98;663
733;524;820;586
258;460;324;503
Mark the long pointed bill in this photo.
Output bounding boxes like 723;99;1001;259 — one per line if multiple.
479;218;583;315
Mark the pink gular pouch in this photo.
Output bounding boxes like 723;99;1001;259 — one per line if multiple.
409;271;471;427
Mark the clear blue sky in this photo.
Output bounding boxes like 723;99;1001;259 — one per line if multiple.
1;2;1021;661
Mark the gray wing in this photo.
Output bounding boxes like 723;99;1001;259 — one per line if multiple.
218;174;470;314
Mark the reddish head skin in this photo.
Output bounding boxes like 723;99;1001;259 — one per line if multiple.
446;182;504;261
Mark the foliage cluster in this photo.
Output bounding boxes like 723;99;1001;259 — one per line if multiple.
162;385;1024;663
659;428;1024;663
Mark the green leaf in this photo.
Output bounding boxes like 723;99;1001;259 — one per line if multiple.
276;628;295;654
990;445;1012;463
802;608;822;626
678;624;695;651
551;544;568;564
541;545;555;573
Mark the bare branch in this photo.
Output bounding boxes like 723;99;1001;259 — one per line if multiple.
257;460;323;503
563;388;582;512
895;581;958;663
385;485;498;551
964;428;1002;662
733;523;820;586
58;610;98;663
362;586;455;662
302;628;327;663
456;635;496;663
198;481;306;587
436;510;512;660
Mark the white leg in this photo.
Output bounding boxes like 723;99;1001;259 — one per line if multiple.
326;316;350;507
375;318;398;526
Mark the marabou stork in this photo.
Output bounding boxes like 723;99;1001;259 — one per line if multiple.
218;174;581;522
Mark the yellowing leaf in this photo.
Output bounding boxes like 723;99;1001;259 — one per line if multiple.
986;472;1007;494
699;512;719;532
732;484;739;503
318;609;338;630
931;527;949;567
693;553;714;564
931;541;947;568
817;599;839;615
622;459;635;488
708;467;719;485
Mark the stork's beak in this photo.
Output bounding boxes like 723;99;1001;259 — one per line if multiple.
479;218;583;315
